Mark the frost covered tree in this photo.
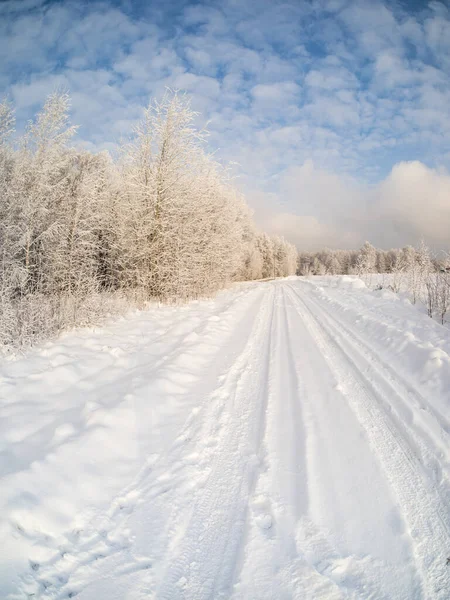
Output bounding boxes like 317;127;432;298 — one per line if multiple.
416;240;437;318
259;233;275;278
312;256;326;275
327;252;342;275
0;99;17;340
250;233;297;279
270;235;297;277
436;269;450;324
297;252;312;276
118;92;206;298
0;90;300;348
0;99;14;145
118;92;259;300
375;250;387;275
356;242;377;283
397;246;420;303
298;247;361;277
13;92;78;296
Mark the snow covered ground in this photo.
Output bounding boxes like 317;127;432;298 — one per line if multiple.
1;276;450;599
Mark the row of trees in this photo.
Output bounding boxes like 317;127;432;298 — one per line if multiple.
298;242;450;323
297;243;436;279
0;91;296;348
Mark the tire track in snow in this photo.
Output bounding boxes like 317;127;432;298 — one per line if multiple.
292;283;450;536
232;285;347;600
286;282;450;600
232;284;310;597
234;285;402;599
302;279;450;441
153;284;277;600
284;286;420;599
80;284;266;426
296;282;450;515
226;283;279;595
229;283;295;599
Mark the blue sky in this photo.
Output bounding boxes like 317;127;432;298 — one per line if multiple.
1;0;450;249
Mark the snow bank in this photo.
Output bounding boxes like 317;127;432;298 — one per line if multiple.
304;276;450;420
334;275;367;290
0;282;265;598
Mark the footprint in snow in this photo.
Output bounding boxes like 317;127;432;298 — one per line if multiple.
251;494;274;532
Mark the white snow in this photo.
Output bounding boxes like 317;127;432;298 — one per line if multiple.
1;277;450;599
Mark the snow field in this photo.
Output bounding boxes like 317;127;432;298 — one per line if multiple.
1;277;450;599
0;283;265;598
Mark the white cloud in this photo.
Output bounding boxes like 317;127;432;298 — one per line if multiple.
258;160;450;250
184;47;213;71
251;82;300;109
305;67;358;91
264;213;360;251
2;0;450;251
375;161;450;246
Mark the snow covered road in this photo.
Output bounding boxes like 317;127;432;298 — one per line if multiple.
1;278;450;599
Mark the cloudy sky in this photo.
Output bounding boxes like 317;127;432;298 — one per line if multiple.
1;0;450;250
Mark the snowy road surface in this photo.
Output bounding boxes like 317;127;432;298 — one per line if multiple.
1;277;450;599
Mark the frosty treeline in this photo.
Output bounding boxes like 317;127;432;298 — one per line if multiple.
298;241;450;323
0;92;297;348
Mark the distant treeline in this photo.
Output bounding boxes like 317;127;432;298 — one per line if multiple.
298;241;450;323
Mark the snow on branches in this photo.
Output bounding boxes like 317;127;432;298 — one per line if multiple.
0;91;296;349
